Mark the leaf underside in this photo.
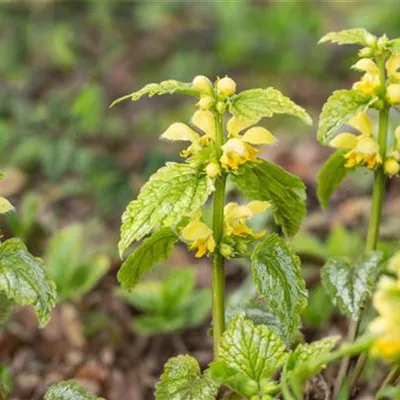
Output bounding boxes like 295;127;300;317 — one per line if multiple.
319;28;371;46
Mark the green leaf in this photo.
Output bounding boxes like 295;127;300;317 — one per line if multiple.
229;87;312;125
321;252;383;320
111;80;200;107
0;363;12;398
317;89;377;144
388;38;400;54
0;238;56;327
44;380;103;400
209;314;286;398
251;234;308;341
119;163;214;256
326;225;363;259
232;159;306;237
317;150;350;209
155;355;219;400
319;28;372;46
282;337;339;400
118;228;178;289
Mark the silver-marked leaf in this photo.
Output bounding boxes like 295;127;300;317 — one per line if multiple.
155;355;219;400
118;228;178;289
0;238;56;327
232;159;306;237
319;28;372;46
209;314;286;398
44;380;103;400
318;89;377;144
317;150;351;209
321;252;383;320
251;234;308;341
0;293;13;325
282;337;339;400
229;87;312;125
111;80;200;107
119;163;214;256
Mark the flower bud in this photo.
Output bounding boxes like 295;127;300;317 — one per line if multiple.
377;34;389;50
384;158;400;176
198;96;214;110
192;75;213;95
220;243;234;259
365;33;377;48
217;76;236;96
387;84;400;105
359;47;374;58
205;162;220;178
216;101;227;114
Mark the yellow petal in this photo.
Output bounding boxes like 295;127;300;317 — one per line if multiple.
205;162;220;178
329;133;358;149
348;112;373;136
0;197;14;214
352;59;380;75
161;123;199;143
224;202;252;220
355;137;379;155
227;116;257;136
247;200;271;214
181;220;212;241
386;54;400;81
217;76;236;96
242;127;277;145
222;138;248;155
191;110;215;139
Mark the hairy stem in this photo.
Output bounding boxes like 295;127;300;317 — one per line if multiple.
211;112;226;357
335;57;390;396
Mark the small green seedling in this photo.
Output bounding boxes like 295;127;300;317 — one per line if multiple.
44;224;109;302
118;267;211;336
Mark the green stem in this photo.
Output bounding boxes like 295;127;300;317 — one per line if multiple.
378;365;400;394
335;57;390;396
211;113;226;357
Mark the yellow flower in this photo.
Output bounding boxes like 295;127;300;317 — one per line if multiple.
181;216;215;258
329;112;381;170
224;201;270;238
352;59;381;95
369;263;400;362
205;162;221;178
161;110;215;157
384;158;400;177
217;76;236;96
220;116;277;170
192;75;213;95
386;54;400;83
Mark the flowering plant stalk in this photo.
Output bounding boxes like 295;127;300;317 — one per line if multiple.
317;28;400;396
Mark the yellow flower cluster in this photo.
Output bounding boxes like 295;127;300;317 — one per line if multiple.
369;252;400;362
180;201;270;257
352;54;400;104
330;112;381;170
161;75;277;176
